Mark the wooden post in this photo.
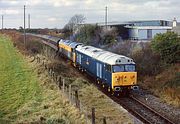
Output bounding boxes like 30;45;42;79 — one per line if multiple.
103;117;107;124
56;75;58;84
57;79;59;87
45;64;47;69
52;71;54;78
62;79;65;93
36;56;38;63
42;60;45;65
85;109;88;124
54;74;57;82
75;90;79;108
92;107;95;124
50;68;52;76
69;85;71;103
78;100;81;110
48;68;51;75
59;76;62;86
59;76;62;83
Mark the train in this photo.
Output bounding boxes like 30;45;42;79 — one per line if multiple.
55;39;138;95
30;33;138;95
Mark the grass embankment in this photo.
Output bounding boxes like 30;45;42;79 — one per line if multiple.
141;64;180;107
45;57;133;124
0;35;41;121
0;35;85;123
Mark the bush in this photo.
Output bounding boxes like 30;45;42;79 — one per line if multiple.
102;34;117;44
75;24;98;45
111;41;135;56
131;43;161;76
151;32;180;63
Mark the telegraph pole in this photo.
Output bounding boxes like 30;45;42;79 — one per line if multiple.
1;15;3;29
28;14;30;29
105;6;108;29
23;5;26;48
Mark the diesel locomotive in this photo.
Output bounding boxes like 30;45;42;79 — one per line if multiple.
57;39;138;95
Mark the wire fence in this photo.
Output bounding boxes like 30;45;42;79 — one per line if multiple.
34;55;107;124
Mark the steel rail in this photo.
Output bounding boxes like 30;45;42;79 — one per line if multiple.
129;95;176;124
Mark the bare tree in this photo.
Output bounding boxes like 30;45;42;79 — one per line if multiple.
64;14;86;32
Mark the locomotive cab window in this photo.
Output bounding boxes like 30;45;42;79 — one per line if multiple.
113;65;124;72
125;64;135;72
113;64;135;72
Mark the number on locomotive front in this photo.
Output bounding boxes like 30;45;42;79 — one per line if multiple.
112;64;138;92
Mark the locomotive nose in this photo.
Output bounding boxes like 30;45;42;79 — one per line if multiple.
112;72;137;88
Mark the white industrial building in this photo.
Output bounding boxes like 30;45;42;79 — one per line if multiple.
98;20;174;41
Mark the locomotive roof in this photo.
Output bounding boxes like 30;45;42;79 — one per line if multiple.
76;45;135;65
95;51;135;65
76;45;103;57
60;40;82;48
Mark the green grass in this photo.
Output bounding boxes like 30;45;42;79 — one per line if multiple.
0;35;42;121
0;35;86;123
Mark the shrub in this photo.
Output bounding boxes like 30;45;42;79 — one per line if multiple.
75;24;98;45
151;32;180;63
131;43;161;76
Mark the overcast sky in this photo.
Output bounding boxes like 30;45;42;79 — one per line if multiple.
0;0;180;29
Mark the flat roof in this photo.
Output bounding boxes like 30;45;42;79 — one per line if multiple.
125;26;172;30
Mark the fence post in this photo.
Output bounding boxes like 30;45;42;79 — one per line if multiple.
75;90;79;108
62;79;65;93
59;76;62;88
92;107;95;124
54;74;57;82
69;85;72;103
49;68;51;75
52;71;55;78
103;117;107;124
85;108;88;124
36;56;38;63
45;64;47;69
56;76;59;84
38;57;40;63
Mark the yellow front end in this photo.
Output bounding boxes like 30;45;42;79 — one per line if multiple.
59;44;72;52
112;72;137;90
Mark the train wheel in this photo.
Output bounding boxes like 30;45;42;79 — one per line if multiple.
108;87;111;92
97;80;100;84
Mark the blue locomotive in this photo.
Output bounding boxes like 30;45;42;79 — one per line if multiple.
57;39;138;94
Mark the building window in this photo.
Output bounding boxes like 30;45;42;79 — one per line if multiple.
147;29;152;39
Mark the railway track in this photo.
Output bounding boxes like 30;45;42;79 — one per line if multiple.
93;80;176;124
28;33;176;124
117;95;175;124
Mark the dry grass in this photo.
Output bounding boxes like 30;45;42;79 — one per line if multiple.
30;54;134;124
79;85;133;124
2;30;134;123
39;55;134;124
15;56;86;124
0;33;86;123
34;51;134;124
141;64;180;107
